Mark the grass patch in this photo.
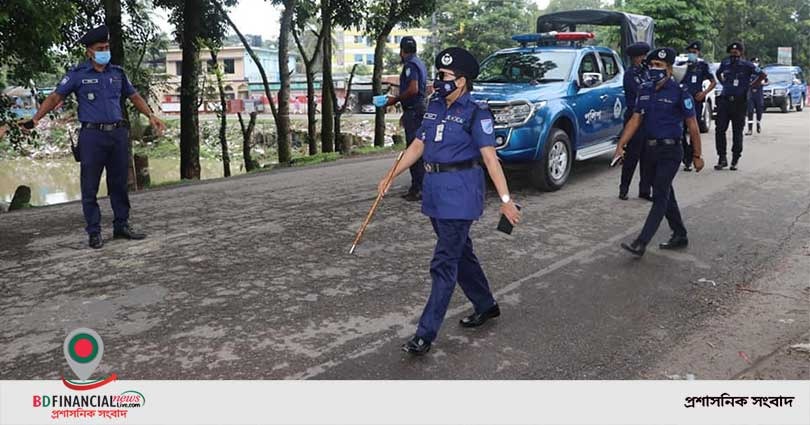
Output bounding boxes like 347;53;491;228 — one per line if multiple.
289;151;341;166
352;144;405;156
144;178;197;189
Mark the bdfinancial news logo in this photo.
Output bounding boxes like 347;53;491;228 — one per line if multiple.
30;328;146;421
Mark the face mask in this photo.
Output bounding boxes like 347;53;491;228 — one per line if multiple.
730;55;740;64
433;78;458;97
648;67;668;83
687;53;697;63
93;50;111;65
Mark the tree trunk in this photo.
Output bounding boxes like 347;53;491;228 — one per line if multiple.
179;0;202;180
211;50;231;177
372;30;391;147
276;0;296;164
320;0;335;153
305;71;317;155
335;63;358;154
238;112;258;172
103;0;136;190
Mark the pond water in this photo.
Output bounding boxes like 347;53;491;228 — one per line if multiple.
0;157;243;206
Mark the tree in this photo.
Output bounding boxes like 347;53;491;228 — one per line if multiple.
292;0;326;156
208;45;231;177
365;0;437;148
276;0;297;164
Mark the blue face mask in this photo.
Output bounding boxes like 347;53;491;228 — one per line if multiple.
687;53;697;63
648;67;668;83
93;50;111;65
433;78;458;97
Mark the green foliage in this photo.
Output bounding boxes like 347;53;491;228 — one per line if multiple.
624;0;717;54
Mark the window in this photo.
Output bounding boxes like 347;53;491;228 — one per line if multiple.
353;35;363;44
354;54;364;63
366;54;374;65
175;61;182;76
386;36;392;43
578;53;599;82
599;53;619;81
223;59;235;74
394;36;402;43
478;51;576;84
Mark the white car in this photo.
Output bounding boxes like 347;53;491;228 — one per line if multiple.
675;55;714;133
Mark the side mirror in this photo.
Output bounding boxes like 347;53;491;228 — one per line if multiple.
581;72;603;88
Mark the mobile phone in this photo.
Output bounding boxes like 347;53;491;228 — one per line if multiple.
497;203;522;235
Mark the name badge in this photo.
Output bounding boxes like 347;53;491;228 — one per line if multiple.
434;123;445;142
82;79;99;84
733;79;739;87
691;76;697;83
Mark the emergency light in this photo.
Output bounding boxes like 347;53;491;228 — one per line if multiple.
511;31;595;47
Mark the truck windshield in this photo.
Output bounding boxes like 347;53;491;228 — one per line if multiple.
478;51;576;83
767;72;794;83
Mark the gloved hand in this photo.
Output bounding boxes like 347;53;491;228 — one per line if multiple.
373;95;389;108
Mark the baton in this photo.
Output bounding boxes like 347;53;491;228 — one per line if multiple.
349;151;405;255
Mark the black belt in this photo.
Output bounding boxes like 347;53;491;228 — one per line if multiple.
721;95;746;102
424;159;480;173
402;104;425;111
647;138;678;146
82;121;129;131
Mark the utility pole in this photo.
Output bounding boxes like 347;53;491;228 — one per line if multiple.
431;11;438;80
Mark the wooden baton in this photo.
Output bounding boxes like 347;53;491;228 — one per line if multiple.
349;151;405;255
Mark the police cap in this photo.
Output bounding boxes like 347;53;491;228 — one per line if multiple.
435;47;480;79
727;41;744;53
626;42;650;58
79;25;109;47
687;41;702;51
400;36;417;53
646;47;677;65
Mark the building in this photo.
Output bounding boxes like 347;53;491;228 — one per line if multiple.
159;45;294;112
334;27;430;69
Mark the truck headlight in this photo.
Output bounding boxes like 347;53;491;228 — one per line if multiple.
773;89;787;96
489;100;543;128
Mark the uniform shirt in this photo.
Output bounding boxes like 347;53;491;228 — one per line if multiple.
399;54;427;108
635;78;696;140
623;64;648;119
56;61;137;123
715;57;763;97
681;60;714;98
416;92;496;220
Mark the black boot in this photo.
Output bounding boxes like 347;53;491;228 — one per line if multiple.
460;304;501;328
88;233;104;249
714;157;728;170
113;224;146;240
401;335;431;355
659;234;689;250
621;239;646;257
402;190;422;202
730;156;740;171
619;188;629;200
757;122;761;133
745;123;753;136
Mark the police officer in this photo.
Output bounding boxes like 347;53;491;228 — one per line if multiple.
680;41;716;171
384;36;428;202
25;25;166;248
714;41;766;171
377;47;521;354
746;57;767;135
619;42;653;201
613;47;705;257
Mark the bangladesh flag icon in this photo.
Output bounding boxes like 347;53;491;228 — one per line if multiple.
63;328;104;380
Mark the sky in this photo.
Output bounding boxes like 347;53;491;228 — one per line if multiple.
155;0;552;41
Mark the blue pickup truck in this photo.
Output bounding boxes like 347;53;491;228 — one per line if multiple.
761;65;806;113
471;10;655;191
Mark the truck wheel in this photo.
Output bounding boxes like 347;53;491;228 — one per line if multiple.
782;96;792;113
797;95;805;112
529;128;571;192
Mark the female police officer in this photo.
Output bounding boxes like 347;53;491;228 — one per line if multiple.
613;47;705;258
377;47;521;355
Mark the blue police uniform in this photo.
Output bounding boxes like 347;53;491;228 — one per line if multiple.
56;60;137;235
399;51;428;195
680;59;714;166
620;60;653;199
714;43;764;166
412;91;498;344
746;62;765;133
632;76;694;245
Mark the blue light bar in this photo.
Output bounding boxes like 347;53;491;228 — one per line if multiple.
511;33;555;44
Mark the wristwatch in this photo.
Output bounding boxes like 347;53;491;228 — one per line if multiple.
501;194;511;204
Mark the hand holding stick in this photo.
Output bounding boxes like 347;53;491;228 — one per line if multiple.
349;151;405;255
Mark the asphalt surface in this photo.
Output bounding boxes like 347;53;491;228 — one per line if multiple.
1;109;808;380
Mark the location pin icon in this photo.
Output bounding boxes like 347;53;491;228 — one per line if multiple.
63;328;104;380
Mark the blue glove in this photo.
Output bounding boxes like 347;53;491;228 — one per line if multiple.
373;95;388;108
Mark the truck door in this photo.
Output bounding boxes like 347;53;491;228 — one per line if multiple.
572;52;614;147
598;51;625;141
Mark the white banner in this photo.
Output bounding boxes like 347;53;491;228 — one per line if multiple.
1;380;807;425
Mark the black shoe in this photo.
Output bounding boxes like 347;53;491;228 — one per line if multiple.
89;233;104;249
402;190;422;202
714;158;728;170
621;240;646;257
401;335;431;355
745;126;753;136
659;234;689;250
460;304;500;328
113;225;146;240
757;123;761;133
730;157;739;171
639;193;653;202
683;165;693;172
619;190;629;200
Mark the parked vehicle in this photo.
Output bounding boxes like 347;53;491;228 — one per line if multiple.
761;65;806;113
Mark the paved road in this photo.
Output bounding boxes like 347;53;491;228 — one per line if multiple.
1;109;808;380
